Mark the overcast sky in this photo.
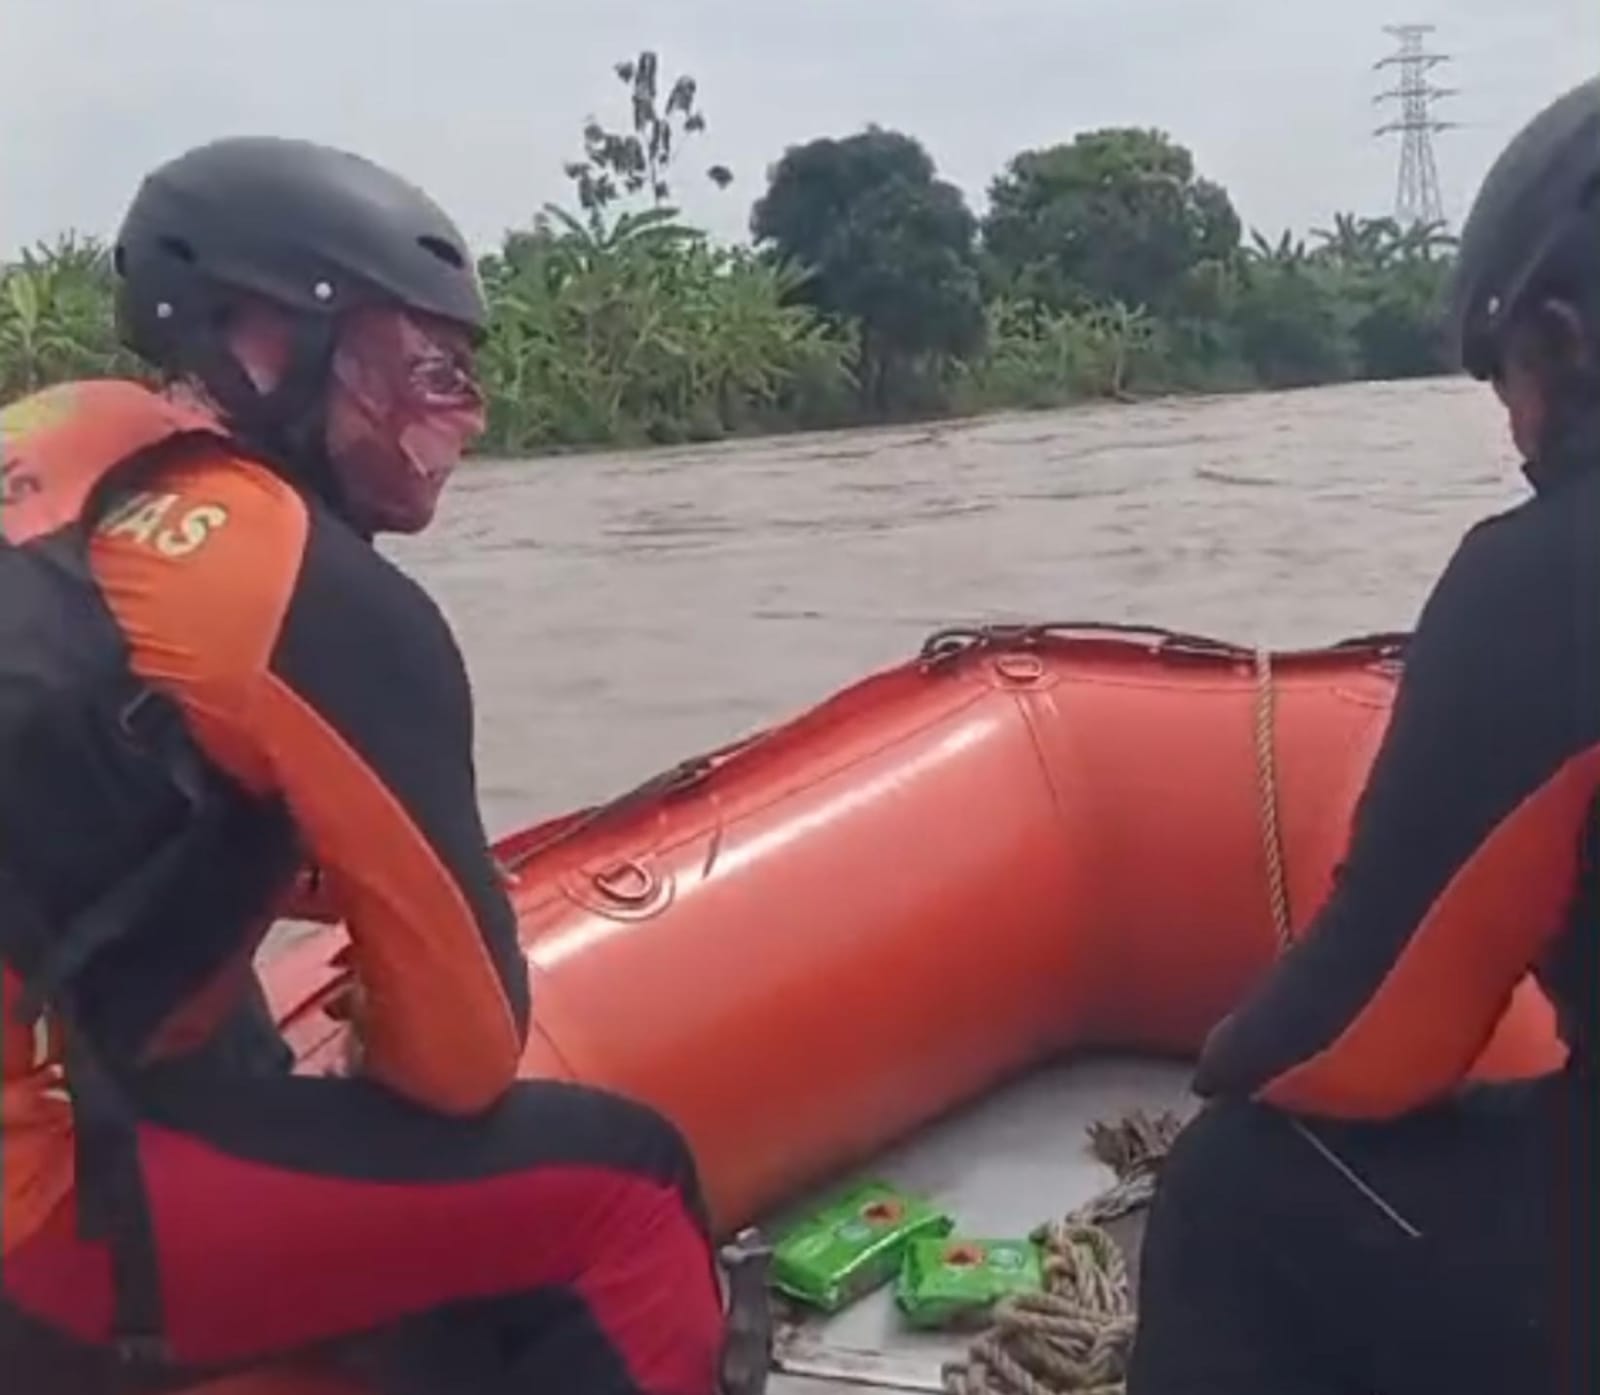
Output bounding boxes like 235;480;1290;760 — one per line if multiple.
4;0;1596;259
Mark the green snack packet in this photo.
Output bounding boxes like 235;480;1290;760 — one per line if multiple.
894;1235;1045;1330
771;1181;953;1313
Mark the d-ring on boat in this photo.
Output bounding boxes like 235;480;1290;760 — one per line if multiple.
181;622;1565;1395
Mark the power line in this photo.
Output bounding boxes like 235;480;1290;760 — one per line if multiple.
1373;23;1457;228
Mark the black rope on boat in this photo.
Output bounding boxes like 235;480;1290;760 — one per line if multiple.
918;621;1409;672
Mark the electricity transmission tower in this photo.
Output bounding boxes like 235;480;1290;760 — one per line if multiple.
1374;24;1457;227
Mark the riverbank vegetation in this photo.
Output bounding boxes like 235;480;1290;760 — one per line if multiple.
1;50;1461;454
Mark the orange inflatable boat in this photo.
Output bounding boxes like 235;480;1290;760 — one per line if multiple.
178;622;1564;1395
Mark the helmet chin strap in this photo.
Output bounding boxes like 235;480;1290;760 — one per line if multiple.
181;314;362;528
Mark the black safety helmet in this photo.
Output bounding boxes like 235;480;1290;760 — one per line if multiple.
1448;76;1600;382
112;136;487;463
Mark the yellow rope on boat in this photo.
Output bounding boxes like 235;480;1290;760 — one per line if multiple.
1252;647;1294;949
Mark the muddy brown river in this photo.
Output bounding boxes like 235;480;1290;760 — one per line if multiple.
385;377;1525;838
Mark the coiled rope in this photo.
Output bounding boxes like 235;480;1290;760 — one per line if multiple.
942;648;1293;1395
940;1110;1184;1395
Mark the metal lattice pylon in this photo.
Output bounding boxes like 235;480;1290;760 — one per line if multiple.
1374;23;1457;228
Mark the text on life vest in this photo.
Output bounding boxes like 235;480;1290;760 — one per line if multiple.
97;490;230;558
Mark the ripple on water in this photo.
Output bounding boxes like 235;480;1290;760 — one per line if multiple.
386;379;1529;830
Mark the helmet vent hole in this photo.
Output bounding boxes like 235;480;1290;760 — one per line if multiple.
417;235;465;270
158;235;197;265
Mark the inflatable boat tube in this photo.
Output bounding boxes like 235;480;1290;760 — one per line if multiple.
265;624;1563;1224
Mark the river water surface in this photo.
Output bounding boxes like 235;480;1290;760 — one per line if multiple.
385;377;1526;837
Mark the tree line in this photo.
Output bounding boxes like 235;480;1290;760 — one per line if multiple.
0;51;1460;455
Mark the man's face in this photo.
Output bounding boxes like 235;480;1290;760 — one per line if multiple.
323;305;486;535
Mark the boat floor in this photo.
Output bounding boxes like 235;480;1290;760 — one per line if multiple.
761;1056;1196;1394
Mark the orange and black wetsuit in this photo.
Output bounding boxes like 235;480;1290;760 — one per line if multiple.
1126;414;1600;1395
0;384;723;1394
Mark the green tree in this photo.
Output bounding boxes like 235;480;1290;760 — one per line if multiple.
1307;213;1457;380
476;207;849;450
561;49;734;228
1349;264;1452;380
0;234;137;400
982;129;1241;317
1310;212;1396;268
751;126;985;411
1226;228;1355;388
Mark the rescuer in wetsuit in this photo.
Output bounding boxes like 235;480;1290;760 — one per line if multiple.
1126;76;1600;1395
0;137;725;1394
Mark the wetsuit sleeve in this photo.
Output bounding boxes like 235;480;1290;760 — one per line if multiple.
1194;505;1594;1117
253;514;528;1116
